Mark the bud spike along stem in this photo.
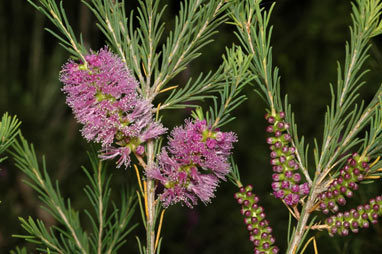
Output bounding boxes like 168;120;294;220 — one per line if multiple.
317;153;371;214
234;184;280;254
325;195;382;237
230;0;382;253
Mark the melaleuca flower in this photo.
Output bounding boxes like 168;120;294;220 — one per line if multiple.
265;111;310;206
167;119;237;178
60;47;166;168
234;185;279;254
325;195;382;236
147;119;237;207
318;153;370;214
147;151;219;207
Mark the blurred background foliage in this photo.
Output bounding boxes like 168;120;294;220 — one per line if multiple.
1;0;382;253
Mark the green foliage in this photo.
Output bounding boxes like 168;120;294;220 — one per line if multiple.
12;135;89;253
229;0;282;113
316;0;382;176
161;67;225;110
11;135;137;253
361;97;382;156
0;1;88;252
208;46;254;128
82;151;138;254
81;0;145;87
10;246;28;254
227;157;241;187
0;113;21;163
147;0;228;97
27;0;88;63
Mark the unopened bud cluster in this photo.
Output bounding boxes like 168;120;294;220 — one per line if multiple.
325;196;382;236
318;153;370;214
265;111;309;206
234;185;279;254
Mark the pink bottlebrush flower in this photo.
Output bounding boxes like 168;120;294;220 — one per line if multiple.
147;151;199;208
168;119;237;179
148;149;220;208
60;47;166;168
148;119;237;207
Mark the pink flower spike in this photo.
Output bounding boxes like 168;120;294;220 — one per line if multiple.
148;118;237;207
60;47;167;168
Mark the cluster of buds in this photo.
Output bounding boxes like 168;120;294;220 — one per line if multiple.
234;185;279;254
148;119;237;207
265;111;309;205
325;196;382;236
318;153;370;214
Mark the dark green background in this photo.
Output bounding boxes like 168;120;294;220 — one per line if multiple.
1;0;382;253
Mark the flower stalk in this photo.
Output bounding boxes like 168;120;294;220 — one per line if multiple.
145;141;156;254
286;185;317;254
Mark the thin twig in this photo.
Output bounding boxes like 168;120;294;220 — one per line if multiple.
38;234;64;254
308;201;321;213
305;224;330;230
244;8;275;114
105;18;128;66
118;22;145;90
48;8;86;65
145;141;157;254
97;162;103;254
293;205;301;220
145;0;155;93
282;200;298;220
